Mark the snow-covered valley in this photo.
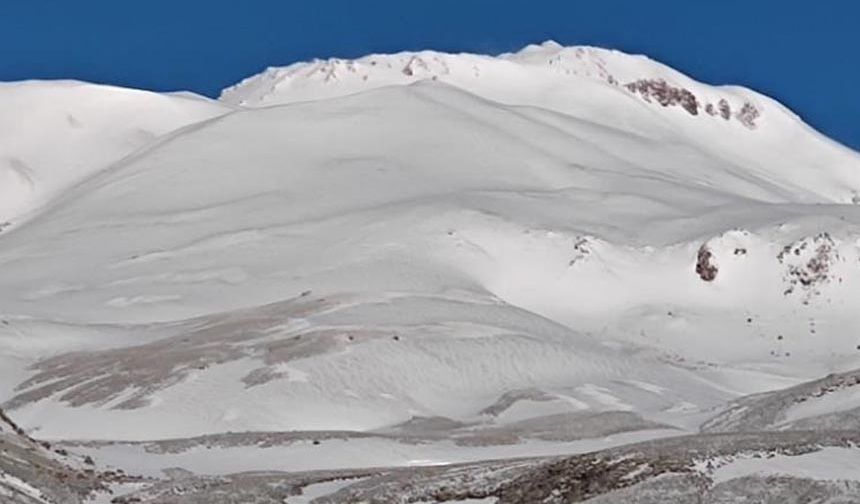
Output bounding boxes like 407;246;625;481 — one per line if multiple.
2;41;860;503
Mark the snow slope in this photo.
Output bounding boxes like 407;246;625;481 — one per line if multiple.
223;41;860;204
0;80;229;228
1;42;860;499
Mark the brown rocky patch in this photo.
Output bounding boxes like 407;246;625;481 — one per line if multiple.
696;244;718;282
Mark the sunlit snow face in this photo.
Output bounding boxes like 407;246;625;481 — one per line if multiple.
2;41;860;504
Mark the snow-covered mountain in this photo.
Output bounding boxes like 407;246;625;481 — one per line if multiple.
0;81;229;228
1;42;860;502
222;41;860;204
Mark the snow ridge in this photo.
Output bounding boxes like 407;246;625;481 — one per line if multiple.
220;41;765;132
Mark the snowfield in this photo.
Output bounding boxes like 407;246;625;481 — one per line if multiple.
1;41;860;502
0;81;229;229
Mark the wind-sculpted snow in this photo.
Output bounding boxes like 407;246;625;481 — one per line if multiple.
2;41;860;501
6;294;353;411
5;293;717;440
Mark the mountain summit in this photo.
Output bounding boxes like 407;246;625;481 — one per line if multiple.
2;43;860;502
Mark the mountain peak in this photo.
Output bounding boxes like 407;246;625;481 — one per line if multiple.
219;42;763;131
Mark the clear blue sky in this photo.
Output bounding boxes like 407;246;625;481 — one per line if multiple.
2;1;858;150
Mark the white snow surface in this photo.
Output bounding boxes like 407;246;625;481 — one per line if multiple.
69;429;680;477
285;478;370;504
707;447;860;483
1;42;860;474
222;41;860;204
0;80;229;226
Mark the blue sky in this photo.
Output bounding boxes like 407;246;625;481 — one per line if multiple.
2;1;858;150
